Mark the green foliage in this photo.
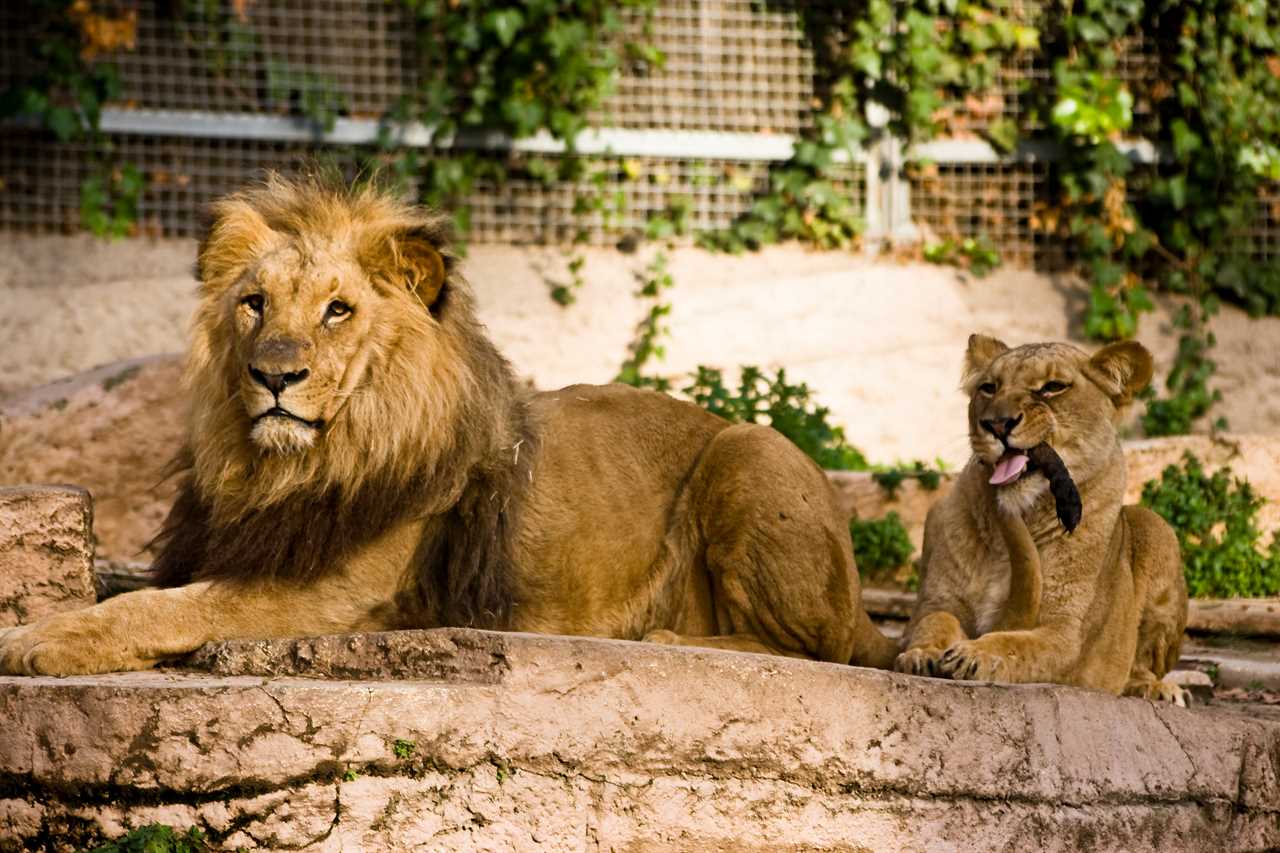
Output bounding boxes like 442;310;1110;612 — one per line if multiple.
871;459;946;496
1036;0;1280;431
850;511;915;578
699;106;866;252
80;163;144;238
390;0;659;229
922;236;1001;277
2;0;144;239
615;250;675;391
0;1;123;143
1050;70;1134;143
82;824;208;853
266;60;347;131
1139;305;1225;437
401;0;658;145
1141;453;1280;599
683;366;869;471
393;738;417;759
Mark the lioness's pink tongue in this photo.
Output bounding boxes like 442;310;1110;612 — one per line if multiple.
989;452;1029;486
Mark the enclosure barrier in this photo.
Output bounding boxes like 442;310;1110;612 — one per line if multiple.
0;0;1275;267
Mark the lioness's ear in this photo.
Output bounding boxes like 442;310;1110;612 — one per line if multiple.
198;197;276;290
1085;340;1154;406
366;228;447;308
961;334;1009;391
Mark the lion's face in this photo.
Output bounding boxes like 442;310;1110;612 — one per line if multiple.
191;177;453;475
228;245;382;454
962;336;1153;512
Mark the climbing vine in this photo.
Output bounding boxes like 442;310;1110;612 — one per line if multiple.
701;0;1280;436
1;0;142;237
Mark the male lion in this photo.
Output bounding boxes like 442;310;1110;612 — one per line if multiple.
895;335;1188;704
0;175;897;676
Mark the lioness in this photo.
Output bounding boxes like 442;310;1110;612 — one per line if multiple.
0;176;897;676
895;335;1187;703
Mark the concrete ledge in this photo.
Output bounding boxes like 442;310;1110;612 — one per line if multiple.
0;486;95;628
2;629;1278;851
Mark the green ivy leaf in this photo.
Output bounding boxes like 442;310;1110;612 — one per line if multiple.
483;9;524;48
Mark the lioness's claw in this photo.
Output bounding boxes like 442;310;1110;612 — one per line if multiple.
894;647;945;676
936;641;1006;682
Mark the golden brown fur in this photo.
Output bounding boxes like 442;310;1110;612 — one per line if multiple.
895;335;1188;703
0;175;896;676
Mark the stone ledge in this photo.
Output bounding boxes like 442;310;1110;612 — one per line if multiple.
0;486;95;628
2;629;1278;851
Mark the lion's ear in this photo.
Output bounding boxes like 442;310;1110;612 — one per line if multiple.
1085;340;1154;406
198;198;276;290
961;334;1009;391
367;228;447;308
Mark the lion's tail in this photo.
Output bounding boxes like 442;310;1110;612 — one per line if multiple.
848;605;901;670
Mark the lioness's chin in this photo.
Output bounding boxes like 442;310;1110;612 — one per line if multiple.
994;474;1048;516
251;417;319;454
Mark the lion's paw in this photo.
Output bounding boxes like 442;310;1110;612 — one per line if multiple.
643;629;681;646
894;646;947;676
936;640;1008;682
0;612;145;676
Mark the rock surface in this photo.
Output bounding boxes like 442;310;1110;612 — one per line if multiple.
0;486;95;628
1;628;1278;852
0;355;186;563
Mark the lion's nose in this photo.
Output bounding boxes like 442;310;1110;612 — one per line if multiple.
981;414;1023;440
249;366;310;395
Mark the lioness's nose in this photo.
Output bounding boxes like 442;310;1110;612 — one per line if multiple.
981;414;1023;440
249;366;309;395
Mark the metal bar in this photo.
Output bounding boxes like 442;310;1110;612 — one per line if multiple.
910;137;1164;165
97;108;837;163
96;108;1162;165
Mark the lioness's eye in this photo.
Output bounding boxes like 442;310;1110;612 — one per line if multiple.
1039;381;1070;395
325;300;352;320
978;381;997;395
242;294;264;314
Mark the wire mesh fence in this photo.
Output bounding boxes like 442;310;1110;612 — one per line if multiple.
0;0;1274;262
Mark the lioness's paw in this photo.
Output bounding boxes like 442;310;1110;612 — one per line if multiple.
937;641;1007;682
1126;679;1188;708
643;629;680;645
894;647;945;676
0;613;146;676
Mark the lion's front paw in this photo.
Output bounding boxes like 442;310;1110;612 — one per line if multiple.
894;646;946;676
0;612;148;676
936;640;1008;682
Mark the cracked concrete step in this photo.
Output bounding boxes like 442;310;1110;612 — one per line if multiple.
2;628;1277;852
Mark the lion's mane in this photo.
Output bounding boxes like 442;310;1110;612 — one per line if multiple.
149;175;532;628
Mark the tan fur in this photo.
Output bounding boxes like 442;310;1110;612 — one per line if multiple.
0;175;896;677
895;336;1189;704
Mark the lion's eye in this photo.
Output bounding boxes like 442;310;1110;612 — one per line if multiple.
325;300;352;321
241;294;264;314
978;381;997;396
1039;380;1070;396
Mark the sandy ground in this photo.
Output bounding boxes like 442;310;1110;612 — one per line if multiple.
3;234;1279;466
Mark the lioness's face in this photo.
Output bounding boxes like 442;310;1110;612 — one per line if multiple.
230;244;380;454
963;336;1153;510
